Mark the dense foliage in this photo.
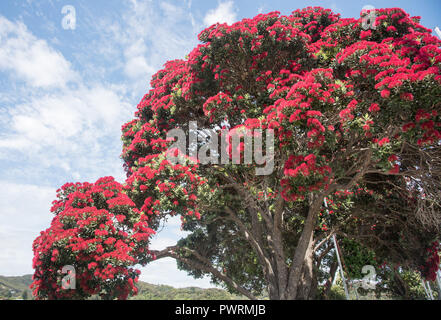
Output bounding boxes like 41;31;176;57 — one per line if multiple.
131;282;247;300
1;274;244;301
0;275;33;300
32;7;441;300
31;177;154;299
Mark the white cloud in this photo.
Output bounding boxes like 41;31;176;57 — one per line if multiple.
149;236;179;251
124;42;156;78
140;257;215;288
0;85;132;182
203;1;237;26
0;16;77;88
114;0;198;96
0;181;55;275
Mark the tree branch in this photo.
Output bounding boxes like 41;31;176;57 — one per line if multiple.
224;205;278;290
150;245;258;300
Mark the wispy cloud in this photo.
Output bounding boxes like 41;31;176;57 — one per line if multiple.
0;15;133;279
85;0;200;98
123;0;198;92
0;83;133;184
203;1;237;26
330;2;342;14
0;16;77;88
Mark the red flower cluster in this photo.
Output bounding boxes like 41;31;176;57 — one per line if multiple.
125;154;204;220
31;177;154;300
420;241;440;281
281;154;332;201
33;6;441;299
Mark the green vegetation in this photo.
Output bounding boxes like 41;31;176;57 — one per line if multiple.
131;282;246;300
0;275;33;300
0;275;245;300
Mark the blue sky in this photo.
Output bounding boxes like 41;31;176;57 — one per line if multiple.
0;0;440;288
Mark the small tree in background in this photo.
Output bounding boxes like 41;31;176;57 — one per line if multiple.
31;177;154;300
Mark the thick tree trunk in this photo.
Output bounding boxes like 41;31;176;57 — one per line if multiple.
267;281;280;300
267;264;318;300
265;224;318;300
293;238;317;300
284;194;323;299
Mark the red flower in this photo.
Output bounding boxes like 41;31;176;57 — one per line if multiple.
369;103;380;112
116;215;126;223
388;155;398;162
400;92;414;101
189;194;197;201
360;30;372;40
387;26;397;32
377;137;390;147
339;108;354;121
389;164;400;174
88;262;97;270
381;89;390;98
347;99;358;110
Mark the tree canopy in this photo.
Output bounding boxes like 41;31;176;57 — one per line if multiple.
32;6;441;300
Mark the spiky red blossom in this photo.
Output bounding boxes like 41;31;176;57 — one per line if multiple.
121;7;441;206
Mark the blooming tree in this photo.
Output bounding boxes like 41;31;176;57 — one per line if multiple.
32;7;441;300
31;177;154;299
